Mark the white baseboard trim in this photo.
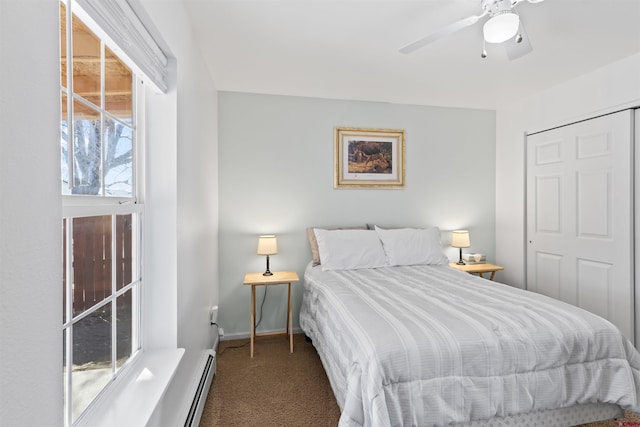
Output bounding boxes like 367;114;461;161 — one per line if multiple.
221;327;303;341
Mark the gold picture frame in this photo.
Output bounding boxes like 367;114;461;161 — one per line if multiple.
334;127;405;189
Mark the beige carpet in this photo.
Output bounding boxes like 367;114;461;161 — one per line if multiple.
200;334;340;426
200;334;639;427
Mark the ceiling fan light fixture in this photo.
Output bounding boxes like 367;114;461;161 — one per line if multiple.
483;11;520;43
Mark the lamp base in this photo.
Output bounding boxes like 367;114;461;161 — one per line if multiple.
263;255;273;276
457;248;466;265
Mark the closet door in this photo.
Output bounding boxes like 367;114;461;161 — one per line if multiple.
526;110;634;342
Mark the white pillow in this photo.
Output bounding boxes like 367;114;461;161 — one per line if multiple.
313;229;388;271
374;226;448;266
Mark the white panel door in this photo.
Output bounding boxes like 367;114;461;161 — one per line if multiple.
526;110;634;342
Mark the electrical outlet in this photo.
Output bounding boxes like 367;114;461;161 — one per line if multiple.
210;305;218;324
219;328;224;338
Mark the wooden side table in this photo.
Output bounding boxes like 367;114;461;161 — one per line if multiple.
243;271;300;357
449;262;504;281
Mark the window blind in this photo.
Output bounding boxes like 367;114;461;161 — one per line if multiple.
75;0;169;93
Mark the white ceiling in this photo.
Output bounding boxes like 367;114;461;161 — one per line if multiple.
182;0;640;110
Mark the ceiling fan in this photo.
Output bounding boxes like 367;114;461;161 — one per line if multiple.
399;0;544;60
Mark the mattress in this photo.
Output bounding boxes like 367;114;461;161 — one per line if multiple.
299;263;640;426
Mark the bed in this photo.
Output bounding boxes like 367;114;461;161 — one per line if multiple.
299;227;640;426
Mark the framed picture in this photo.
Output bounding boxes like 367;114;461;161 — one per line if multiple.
334;127;405;189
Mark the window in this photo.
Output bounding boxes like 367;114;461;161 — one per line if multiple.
60;1;142;424
60;1;134;196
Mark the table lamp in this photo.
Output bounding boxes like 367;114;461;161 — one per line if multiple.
257;235;278;276
451;230;470;265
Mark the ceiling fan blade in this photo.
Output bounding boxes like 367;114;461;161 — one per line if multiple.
505;20;533;60
399;14;485;54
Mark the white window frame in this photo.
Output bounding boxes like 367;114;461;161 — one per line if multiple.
62;206;144;426
61;1;147;425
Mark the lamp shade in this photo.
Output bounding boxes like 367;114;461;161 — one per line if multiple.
483;11;520;43
257;235;278;255
451;230;471;248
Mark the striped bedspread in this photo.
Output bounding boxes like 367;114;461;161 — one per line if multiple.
299;263;640;426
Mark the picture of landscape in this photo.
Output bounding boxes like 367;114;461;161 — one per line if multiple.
334;126;404;188
347;140;393;174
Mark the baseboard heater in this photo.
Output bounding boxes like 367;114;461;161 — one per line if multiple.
184;329;219;427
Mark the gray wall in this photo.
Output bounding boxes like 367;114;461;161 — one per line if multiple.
136;1;220;425
0;1;62;424
218;92;496;337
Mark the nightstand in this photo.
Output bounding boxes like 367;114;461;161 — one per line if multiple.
243;271;300;357
449;262;504;281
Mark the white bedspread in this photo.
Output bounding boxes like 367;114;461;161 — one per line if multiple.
299;263;640;427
